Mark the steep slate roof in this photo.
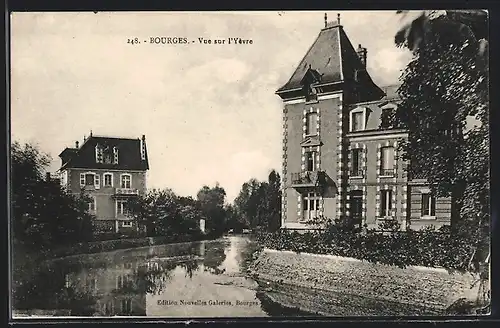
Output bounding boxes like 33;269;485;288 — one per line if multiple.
277;25;342;92
59;135;149;171
276;21;384;98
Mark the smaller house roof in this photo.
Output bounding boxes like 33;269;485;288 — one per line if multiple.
59;135;149;171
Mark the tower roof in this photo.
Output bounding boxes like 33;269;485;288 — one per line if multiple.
276;18;384;100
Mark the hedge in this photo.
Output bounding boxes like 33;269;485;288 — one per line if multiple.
256;225;476;272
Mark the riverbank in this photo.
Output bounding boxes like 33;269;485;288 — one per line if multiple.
14;234;212;263
249;248;484;316
12;234;215;292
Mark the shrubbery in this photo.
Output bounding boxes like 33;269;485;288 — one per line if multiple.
256;220;475;272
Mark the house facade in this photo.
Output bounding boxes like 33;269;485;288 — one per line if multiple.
58;133;149;234
277;16;452;230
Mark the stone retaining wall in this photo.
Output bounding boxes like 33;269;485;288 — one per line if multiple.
250;249;481;316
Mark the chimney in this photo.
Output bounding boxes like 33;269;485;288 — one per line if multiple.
357;44;367;67
140;135;146;160
46;172;51;182
75;141;79;149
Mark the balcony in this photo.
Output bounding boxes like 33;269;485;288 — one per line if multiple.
380;169;395;177
291;171;326;189
349;169;364;178
114;188;139;197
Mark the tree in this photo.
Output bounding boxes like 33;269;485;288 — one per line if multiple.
265;170;282;232
391;11;489;268
128;189;203;240
11;141;94;251
196;183;227;237
395;10;488;61
233;170;282;232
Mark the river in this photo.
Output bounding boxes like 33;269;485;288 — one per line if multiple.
13;235;302;318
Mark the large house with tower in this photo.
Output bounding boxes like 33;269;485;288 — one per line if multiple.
276;14;452;230
57;132;149;234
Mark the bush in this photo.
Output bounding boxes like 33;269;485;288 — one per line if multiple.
256;224;475;272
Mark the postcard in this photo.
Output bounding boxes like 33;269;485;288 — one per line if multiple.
9;10;490;319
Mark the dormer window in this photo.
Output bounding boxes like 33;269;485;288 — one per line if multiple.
302;68;321;102
305;112;318;136
380;104;397;129
103;146;113;164
350;107;368;132
305;84;318;102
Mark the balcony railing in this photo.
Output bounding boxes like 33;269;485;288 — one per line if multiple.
115;188;139;196
291;171;326;187
380;168;394;177
349;169;364;178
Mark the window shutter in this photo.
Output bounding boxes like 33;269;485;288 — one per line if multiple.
80;173;85;186
113;147;119;164
95;145;103;164
431;195;436;216
380;191;386;217
95;173;100;189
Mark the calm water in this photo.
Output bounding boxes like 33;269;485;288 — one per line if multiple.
13;235;284;317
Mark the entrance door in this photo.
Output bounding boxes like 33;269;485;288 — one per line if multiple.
350;190;363;225
303;192;320;221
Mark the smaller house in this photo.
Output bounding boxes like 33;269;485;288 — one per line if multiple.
57;132;149;234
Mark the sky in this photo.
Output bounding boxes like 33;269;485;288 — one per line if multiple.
10;11;413;202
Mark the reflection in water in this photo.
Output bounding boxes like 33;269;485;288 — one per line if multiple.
13;236;269;317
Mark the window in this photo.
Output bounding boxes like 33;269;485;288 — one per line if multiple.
60;170;68;187
104;153;113;164
349;190;363;222
103;173;113;187
117;274;132;289
113;147;119;164
380;146;395;176
306;151;316;172
122;221;132;227
302;192;321;222
305;84;318;102
351;111;364;131
87;278;96;290
350;149;363;177
380;108;394;129
121;299;132;314
117;200;130;216
305;112;318;136
120;174;132;188
80;172;100;188
103;301;114;315
88;197;96;212
85;173;94;185
421;193;436;217
380;189;392;217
